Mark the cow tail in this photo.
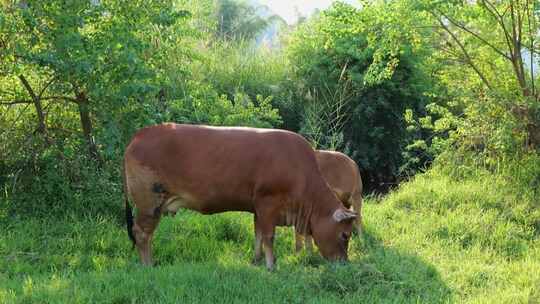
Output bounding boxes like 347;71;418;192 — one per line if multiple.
123;160;136;248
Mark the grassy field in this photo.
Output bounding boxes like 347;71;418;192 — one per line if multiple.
1;170;539;303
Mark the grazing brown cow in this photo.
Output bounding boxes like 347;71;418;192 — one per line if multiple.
289;150;363;252
123;123;357;270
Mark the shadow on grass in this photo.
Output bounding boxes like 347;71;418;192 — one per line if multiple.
334;229;453;303
284;229;452;303
149;215;452;303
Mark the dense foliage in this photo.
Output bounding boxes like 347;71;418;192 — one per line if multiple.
287;2;436;188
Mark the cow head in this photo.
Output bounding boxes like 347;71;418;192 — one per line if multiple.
311;207;357;261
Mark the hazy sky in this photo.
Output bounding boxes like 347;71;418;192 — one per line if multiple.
259;0;358;24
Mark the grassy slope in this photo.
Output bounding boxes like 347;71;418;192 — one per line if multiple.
1;170;539;303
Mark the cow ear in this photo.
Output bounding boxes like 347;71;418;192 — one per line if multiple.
333;208;357;223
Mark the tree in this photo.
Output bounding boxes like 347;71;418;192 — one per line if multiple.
419;0;540;149
0;0;188;162
215;0;283;41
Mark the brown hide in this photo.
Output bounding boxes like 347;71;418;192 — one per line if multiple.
123;123;356;269
315;150;363;231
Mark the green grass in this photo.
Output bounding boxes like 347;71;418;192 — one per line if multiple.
2;169;539;303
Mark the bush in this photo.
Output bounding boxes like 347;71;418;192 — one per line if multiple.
1;154;122;220
286;2;435;190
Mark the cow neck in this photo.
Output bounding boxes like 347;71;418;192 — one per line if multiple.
290;195;314;236
309;180;342;224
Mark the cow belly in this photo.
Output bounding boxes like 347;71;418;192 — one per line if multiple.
197;199;255;214
163;194;254;215
161;195;193;215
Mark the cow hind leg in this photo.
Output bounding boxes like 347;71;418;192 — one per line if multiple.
133;210;161;266
125;164;165;265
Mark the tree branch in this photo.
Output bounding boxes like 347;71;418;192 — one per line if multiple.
38;76;56;99
510;1;519;51
481;0;503;20
508;0;530;96
434;14;494;91
516;0;524;46
438;10;511;60
42;95;78;103
525;0;536;98
6;103;32;135
0;95;77;106
480;0;515;57
18;74;50;145
0;99;33;105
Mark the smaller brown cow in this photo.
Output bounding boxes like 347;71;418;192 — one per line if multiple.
277;150;363;252
315;150;363;234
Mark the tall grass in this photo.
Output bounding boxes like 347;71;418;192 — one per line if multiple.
189;40;304;130
193;40;288;100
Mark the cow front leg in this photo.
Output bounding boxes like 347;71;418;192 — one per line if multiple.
133;211;161;266
253;214;263;264
254;214;276;270
295;230;304;253
262;229;276;271
350;194;363;237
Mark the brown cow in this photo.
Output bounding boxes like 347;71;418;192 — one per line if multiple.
289;150;363;252
123;123;357;270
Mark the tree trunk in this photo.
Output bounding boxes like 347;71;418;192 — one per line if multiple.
18;75;50;146
527;120;540;149
75;91;101;163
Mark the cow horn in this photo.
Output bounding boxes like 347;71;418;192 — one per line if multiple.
333;208;358;223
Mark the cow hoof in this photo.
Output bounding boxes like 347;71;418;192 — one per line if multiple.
266;262;276;271
251;257;263;265
265;257;277;271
